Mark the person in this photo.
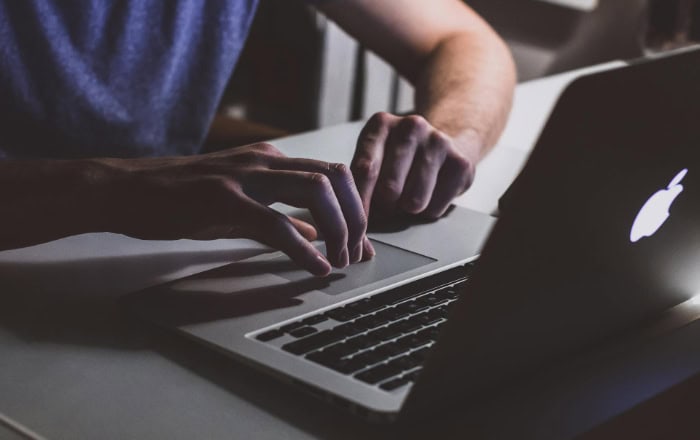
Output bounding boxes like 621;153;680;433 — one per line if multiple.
0;0;515;277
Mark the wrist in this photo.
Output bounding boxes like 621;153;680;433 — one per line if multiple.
452;127;485;163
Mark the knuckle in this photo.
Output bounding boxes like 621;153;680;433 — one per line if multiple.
458;157;474;175
380;179;402;199
369;111;393;127
358;113;392;144
452;155;475;190
419;132;451;164
256;142;281;155
200;176;235;197
395;115;428;143
357;132;383;149
403;115;429;132
428;130;451;151
449;152;472;173
351;158;379;181
235;151;263;164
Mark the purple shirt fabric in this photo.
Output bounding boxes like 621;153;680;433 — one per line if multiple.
0;1;260;159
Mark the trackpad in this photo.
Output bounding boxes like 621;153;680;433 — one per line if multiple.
277;240;436;295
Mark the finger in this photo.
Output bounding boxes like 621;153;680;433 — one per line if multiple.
240;198;332;276
399;130;449;214
248;170;350;269
268;158;367;264
351;112;399;217
289;216;318;242
361;236;376;262
374;115;431;213
423;153;475;220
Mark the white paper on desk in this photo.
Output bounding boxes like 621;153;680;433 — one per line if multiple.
535;0;598;11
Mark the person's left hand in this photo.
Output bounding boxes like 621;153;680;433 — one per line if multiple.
351;112;478;222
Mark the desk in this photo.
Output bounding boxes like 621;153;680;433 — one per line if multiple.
3;62;698;440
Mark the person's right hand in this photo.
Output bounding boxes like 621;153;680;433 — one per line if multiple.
99;142;373;276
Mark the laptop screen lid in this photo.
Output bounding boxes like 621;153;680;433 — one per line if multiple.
402;48;700;415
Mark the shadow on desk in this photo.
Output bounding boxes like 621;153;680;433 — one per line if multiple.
0;247;262;350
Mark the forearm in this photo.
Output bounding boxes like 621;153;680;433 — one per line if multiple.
414;29;516;160
0;159;112;250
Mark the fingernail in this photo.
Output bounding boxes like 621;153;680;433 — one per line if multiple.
351;242;362;264
339;247;349;268
313;255;332;277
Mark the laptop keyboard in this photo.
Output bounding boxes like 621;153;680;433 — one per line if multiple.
255;262;475;392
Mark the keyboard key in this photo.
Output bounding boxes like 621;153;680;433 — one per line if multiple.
351;350;384;367
288;326;317;338
306;350;338;365
372;266;467;306
256;329;284;342
282;329;345;355
433;288;453;301
414;296;436;308
375;307;409;321
411;311;441;326
403;368;423;382
366;326;403;342
380;377;410;391
452;279;468;291
410;347;431;362
354;314;390;330
336;322;365;337
301;315;328;326
329;358;368;374
433;305;449;318
372;284;424;306
308;352;366;374
406;312;429;326
427;308;444;321
321;342;360;359
374;342;409;358
389;319;422;334
388;354;422;371
324;307;361;322
396;334;430;350
355;364;403;385
346;335;379;351
420;293;448;307
416;327;440;342
346;297;385;315
279;321;304;333
397;301;429;315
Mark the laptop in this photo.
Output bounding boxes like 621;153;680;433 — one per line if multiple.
125;48;700;422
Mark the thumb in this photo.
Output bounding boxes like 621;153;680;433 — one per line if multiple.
289;216;318;241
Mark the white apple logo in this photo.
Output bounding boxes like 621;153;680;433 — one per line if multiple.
630;168;688;243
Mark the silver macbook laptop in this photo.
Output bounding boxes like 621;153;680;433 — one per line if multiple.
126;48;700;422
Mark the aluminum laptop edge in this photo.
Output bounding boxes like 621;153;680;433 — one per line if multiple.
125;48;700;422
125;201;495;418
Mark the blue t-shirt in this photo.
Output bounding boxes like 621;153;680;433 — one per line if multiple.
0;1;259;159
